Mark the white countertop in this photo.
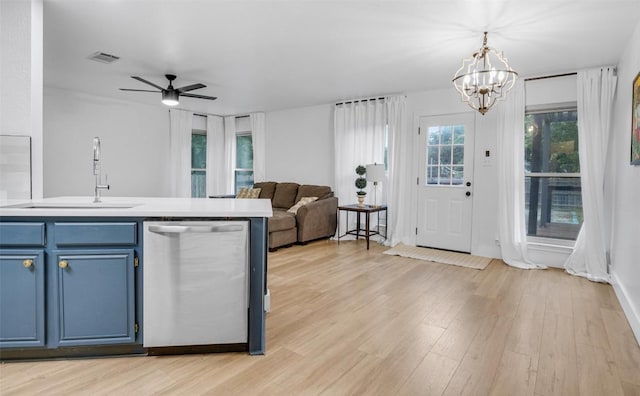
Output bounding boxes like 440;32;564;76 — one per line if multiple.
0;196;273;218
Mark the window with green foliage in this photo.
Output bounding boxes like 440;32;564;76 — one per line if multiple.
524;108;581;240
191;123;254;197
191;132;207;198
235;133;253;193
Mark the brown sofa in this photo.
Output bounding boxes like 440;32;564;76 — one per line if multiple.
253;182;338;251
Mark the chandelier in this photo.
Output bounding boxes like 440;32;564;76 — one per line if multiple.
452;32;518;115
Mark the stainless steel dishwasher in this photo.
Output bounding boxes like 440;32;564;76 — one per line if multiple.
143;221;248;348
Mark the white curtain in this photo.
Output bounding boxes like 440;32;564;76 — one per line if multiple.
250;112;266;183
334;99;386;237
223;116;237;195
385;95;412;246
496;81;546;269
564;67;617;282
168;109;193;197
206;115;225;196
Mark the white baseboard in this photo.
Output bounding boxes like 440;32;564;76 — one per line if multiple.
611;271;640;346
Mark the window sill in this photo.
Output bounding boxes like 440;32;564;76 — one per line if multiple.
527;237;574;253
527;237;574;268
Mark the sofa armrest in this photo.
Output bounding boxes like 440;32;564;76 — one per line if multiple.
295;196;338;243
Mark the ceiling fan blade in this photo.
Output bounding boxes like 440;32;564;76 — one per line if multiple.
176;83;206;93
131;76;165;91
119;88;161;92
181;93;218;101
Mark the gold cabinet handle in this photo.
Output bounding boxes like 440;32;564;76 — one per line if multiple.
59;260;68;269
23;259;33;268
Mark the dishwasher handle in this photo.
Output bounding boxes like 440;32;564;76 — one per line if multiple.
147;224;244;234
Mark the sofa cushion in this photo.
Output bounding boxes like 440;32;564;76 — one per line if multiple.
272;182;300;209
269;227;297;250
295;185;332;203
236;187;261;198
269;209;297;232
254;182;277;200
287;196;318;214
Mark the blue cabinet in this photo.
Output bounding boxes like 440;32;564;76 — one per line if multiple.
0;220;141;355
0;250;45;348
53;249;136;347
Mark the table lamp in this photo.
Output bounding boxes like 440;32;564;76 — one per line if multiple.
366;163;385;208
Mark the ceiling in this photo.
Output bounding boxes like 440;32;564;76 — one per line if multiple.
44;0;640;115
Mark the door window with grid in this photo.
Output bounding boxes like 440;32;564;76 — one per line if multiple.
426;125;465;185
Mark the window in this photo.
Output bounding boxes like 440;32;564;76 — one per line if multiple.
191;120;254;197
524;108;581;240
383;124;389;170
235;133;253;193
426;124;465;185
191;131;206;198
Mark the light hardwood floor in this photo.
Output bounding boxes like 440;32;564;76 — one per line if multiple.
1;240;639;395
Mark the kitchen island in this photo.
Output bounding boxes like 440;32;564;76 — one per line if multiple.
0;196;272;360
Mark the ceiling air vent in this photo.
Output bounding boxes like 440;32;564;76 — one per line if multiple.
87;51;120;64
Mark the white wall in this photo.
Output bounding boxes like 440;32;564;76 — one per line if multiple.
44;88;171;198
609;20;640;344
0;0;43;199
526;74;577;106
265;103;334;186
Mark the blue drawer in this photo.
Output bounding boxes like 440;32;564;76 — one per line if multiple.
0;223;46;247
54;222;137;246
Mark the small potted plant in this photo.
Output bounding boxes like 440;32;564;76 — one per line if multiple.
355;165;367;207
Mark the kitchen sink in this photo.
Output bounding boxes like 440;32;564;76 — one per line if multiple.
2;202;138;209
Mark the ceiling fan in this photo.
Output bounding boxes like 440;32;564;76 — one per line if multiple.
120;74;217;106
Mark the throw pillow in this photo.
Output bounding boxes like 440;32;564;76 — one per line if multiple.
287;196;318;214
236;187;262;199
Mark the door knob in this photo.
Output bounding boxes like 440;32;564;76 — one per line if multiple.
59;260;68;269
23;259;33;268
465;191;471;197
466;182;471;187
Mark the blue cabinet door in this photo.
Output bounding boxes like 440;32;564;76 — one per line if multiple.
52;249;136;347
0;250;45;348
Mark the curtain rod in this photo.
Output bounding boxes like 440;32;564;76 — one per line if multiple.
177;111;223;118
525;72;577;82
193;113;249;119
525;66;617;82
335;96;386;106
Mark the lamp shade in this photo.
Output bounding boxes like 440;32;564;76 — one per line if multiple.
366;163;385;183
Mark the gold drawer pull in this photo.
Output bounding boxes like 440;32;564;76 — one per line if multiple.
59;260;68;269
23;259;33;268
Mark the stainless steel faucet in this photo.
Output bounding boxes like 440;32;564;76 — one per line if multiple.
93;137;110;203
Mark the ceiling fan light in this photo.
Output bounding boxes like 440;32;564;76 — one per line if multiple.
161;90;179;106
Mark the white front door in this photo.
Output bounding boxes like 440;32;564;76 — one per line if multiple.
417;113;475;253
